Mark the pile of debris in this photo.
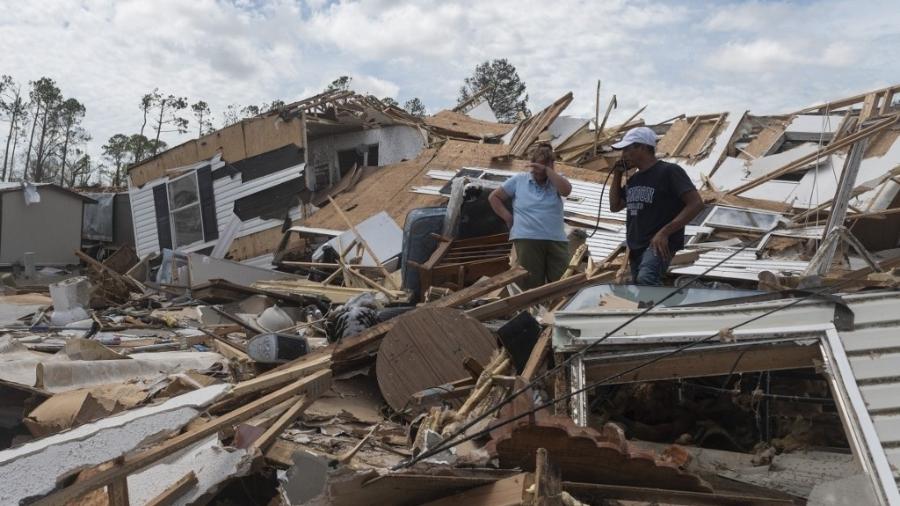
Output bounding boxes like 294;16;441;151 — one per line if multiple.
1;83;899;505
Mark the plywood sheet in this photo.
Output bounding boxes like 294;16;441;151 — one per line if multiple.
375;307;498;412
300;140;611;231
244;115;304;158
158;140;200;174
742;123;786;159
682;121;718;158
128;157;165;188
425;110;514;139
197;122;247;162
656;118;690;157
227;219;304;261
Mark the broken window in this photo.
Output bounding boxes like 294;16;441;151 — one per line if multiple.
337;148;364;178
703;206;781;232
167;172;204;248
367;144;379;166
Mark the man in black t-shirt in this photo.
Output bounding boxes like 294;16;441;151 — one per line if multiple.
609;127;704;285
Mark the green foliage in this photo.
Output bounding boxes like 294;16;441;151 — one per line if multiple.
404;97;426;118
191;100;212;136
326;75;352;92
458;59;530;123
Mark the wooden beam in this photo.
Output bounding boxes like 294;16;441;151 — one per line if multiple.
563;481;794;506
107;458;130;506
671;116;700;157
143;472;198;506
845;206;900;220
30;369;332;506
230;350;331;399
420;473;528;506
728;114;899;196
793;84;900;115
250;395;314;451
532;448;562;506
327;196;397;289
465;270;614;321
521;327;553;381
584;342;819;384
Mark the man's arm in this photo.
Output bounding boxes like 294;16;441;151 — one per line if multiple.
544;165;572;197
488;187;514;229
608;170;626;213
649;189;704;260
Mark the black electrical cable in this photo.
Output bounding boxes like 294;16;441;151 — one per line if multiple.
397;236;763;468
394;275;858;468
587;165;619;239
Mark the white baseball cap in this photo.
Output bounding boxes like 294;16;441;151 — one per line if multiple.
612;126;657;149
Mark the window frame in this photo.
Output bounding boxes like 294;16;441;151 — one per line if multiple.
167;171;205;249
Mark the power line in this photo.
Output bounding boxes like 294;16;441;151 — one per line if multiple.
398;238;766;468
396;275;857;468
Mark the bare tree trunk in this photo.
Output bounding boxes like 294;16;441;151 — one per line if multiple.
23;101;40;180
33;105;52;182
137;104;149;162
59;124;72;186
9;123;20;181
152;103;166;155
2;106;19;181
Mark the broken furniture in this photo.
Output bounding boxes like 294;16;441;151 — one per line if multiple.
411;232;513;294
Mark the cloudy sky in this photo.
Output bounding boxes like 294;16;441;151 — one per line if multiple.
1;0;898;169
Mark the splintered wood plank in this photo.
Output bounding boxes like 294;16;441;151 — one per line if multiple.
376;307;498;413
143;472;198;506
333;267;527;363
420;474;527;506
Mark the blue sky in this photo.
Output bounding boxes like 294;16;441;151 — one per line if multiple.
1;0;898;170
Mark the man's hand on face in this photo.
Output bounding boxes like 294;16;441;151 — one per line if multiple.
650;230;671;261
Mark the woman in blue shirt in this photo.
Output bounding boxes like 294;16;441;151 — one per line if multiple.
488;143;573;289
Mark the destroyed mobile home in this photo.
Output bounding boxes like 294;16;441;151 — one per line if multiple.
0;83;899;505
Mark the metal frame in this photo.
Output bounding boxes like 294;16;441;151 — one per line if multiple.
563;315;900;505
701;205;783;232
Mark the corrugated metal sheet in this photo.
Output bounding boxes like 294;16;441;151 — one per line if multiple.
841;317;900;487
670;250;808;281
425;167;627;222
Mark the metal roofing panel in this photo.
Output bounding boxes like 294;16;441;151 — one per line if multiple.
840;322;900;353
426;167;627;222
670;250;808;281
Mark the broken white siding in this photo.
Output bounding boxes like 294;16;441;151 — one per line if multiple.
129;160;306;261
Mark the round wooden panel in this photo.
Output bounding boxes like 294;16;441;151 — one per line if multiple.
376;307;498;413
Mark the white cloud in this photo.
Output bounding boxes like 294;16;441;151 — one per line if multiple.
350;74;400;98
0;0;897;183
706;39;800;73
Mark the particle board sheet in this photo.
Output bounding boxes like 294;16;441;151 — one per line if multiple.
375;307;498;413
669;250;808;281
197;122;247;161
741;122;787;159
656;118;691;157
243;114;305;157
424;110;514;139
